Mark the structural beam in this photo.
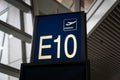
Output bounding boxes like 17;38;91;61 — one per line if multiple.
0;20;32;43
0;63;20;78
0;7;9;16
20;10;27;63
5;0;31;12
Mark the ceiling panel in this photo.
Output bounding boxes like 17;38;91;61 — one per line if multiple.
88;2;120;80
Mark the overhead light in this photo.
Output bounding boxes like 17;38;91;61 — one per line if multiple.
0;46;4;50
9;34;13;39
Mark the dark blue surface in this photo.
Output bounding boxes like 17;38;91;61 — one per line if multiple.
34;12;84;63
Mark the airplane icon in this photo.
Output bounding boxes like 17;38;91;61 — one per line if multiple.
65;21;77;26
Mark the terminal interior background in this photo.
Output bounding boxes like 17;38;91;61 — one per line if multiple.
0;0;120;80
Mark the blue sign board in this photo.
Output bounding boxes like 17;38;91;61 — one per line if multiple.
31;12;86;63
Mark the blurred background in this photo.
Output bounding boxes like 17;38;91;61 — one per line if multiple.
0;0;120;80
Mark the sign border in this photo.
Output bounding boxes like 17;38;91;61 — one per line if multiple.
20;61;90;80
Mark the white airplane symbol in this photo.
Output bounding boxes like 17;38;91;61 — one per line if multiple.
66;21;77;26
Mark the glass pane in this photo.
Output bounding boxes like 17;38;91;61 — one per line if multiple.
26;43;31;63
0;0;32;79
0;32;22;69
0;0;8;12
0;72;8;80
0;12;8;22
7;4;21;29
0;9;9;65
24;12;33;35
24;0;33;63
8;36;22;69
0;33;8;65
9;76;19;80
